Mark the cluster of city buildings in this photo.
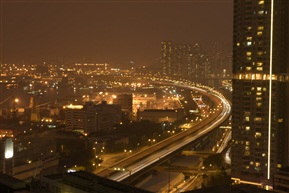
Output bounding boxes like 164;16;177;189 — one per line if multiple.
160;41;232;85
64;96;126;134
1;0;289;192
0;73;188;185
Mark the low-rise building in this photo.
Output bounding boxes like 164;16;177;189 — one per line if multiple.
113;93;133;118
0;173;28;193
137;109;185;123
64;101;122;134
39;171;152;193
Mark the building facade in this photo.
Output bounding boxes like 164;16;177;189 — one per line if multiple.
231;0;289;185
113;93;133;119
273;167;289;193
64;102;122;134
84;101;122;134
65;105;85;132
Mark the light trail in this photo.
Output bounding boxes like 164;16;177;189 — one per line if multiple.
107;81;231;182
267;0;274;180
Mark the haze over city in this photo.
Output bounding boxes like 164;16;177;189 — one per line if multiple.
1;0;289;193
1;0;233;66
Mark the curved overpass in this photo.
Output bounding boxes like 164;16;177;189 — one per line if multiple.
96;81;231;182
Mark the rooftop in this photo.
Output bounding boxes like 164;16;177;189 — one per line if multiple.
185;184;271;193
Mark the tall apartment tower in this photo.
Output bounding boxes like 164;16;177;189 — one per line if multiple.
161;41;210;83
161;41;193;78
231;0;289;185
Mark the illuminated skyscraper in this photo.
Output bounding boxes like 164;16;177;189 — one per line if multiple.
161;41;210;82
161;41;191;77
231;0;289;185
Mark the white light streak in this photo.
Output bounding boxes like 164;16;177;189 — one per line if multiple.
267;0;274;180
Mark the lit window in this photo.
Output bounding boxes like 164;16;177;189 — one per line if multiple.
258;26;264;30
257;87;262;91
255;132;262;137
256;67;263;71
255;74;262;79
256;97;262;101
278;119;283;123
237;42;240;46
246;67;252;71
257;51;263;56
244;112;251;116
254;117;262;122
246;141;250;145
257;62;263;66
246;126;250;131
246;52;252;56
257;31;263;36
247;42;252;46
245;117;250;121
258;0;264;5
256;92;262;96
258;11;264;15
256;102;262;107
246;37;252;40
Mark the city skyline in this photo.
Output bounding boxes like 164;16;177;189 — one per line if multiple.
4;0;289;192
1;0;233;66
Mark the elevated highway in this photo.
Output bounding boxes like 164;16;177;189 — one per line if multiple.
96;81;231;182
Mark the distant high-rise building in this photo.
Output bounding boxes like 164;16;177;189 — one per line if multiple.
161;41;190;77
231;0;289;186
161;41;210;83
210;42;232;76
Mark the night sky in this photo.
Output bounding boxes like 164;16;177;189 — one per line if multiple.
1;0;233;67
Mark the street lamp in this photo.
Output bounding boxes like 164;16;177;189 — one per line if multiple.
14;98;19;103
